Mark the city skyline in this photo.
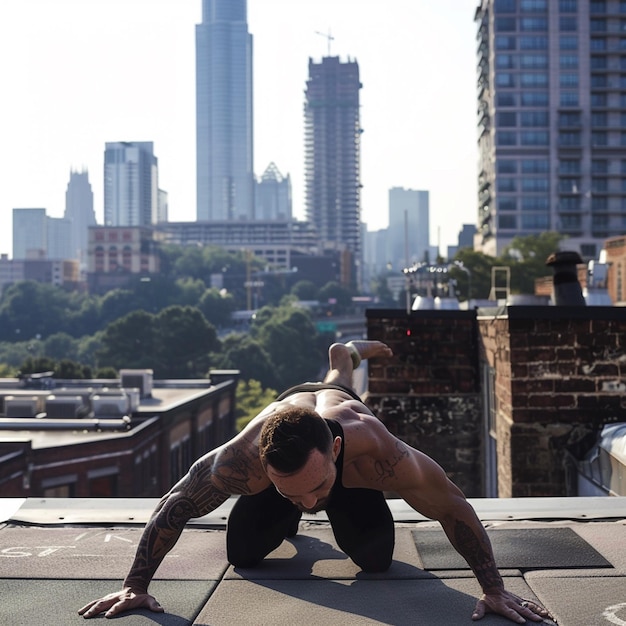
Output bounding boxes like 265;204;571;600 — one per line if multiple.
0;0;478;259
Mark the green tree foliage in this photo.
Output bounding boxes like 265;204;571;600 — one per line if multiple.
235;379;277;431
154;305;219;378
318;281;354;314
17;356;91;379
198;288;236;328
214;334;277;389
291;280;318;301
43;332;79;362
450;249;499;300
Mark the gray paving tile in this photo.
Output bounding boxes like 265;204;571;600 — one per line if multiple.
0;527;228;580
413;527;613;570
193;576;544;626
526;576;626;626
0;579;215;626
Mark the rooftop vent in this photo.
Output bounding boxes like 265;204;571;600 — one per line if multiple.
120;369;153;399
44;395;85;419
4;395;40;418
91;394;129;417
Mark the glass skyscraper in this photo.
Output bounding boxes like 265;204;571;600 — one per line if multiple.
476;0;626;260
196;0;254;222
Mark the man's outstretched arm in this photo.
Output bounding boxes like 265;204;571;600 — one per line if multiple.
78;447;244;619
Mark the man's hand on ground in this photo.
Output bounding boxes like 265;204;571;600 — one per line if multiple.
472;589;555;624
78;587;164;619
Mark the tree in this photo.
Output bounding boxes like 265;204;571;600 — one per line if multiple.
154;305;219;378
451;249;499;300
291;280;318;301
97;310;157;371
235;379;277;431
214;334;278;389
198;288;236;328
43;332;79;362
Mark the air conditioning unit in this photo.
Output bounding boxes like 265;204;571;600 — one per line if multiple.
120;369;153;399
45;395;84;419
4;395;40;418
92;394;129;417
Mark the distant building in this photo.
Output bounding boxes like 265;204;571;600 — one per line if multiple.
87;226;161;294
458;224;476;251
305;56;362;287
64;169;97;267
255;163;292;220
157;188;169;223
388;187;430;271
0;369;238;498
46;217;73;261
104;141;158;227
12;208;47;260
475;0;626;260
196;0;254;221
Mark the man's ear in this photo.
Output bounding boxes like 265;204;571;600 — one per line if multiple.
331;436;342;461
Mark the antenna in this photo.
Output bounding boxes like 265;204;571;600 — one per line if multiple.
315;28;334;56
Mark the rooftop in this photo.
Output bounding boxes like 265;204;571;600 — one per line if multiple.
1;496;624;626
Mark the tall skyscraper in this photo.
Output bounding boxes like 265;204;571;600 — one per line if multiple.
196;0;254;221
388;187;430;270
304;56;362;285
104;142;158;227
476;0;626;260
64;169;97;266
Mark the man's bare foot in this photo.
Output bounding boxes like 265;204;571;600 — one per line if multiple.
346;339;393;361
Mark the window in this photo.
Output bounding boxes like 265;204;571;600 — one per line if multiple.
559;111;581;126
581;244;598;258
497;131;517;145
560;92;579;106
497;93;518;106
591;75;607;88
559;131;581;145
521;91;548;106
590;19;607;32
590;1;607;13
521;111;549;126
560;73;579;88
621;159;626;174
497;111;517;126
592;196;609;211
558;178;580;193
559;0;577;10
520;72;548;88
592;178;609;192
496;54;517;69
522;214;550;229
522;196;549;210
499;215;517;229
592;131;608;146
498;197;517;211
591;93;607;106
592;159;608;174
521;0;547;10
521;17;548;31
497;160;517;173
521;130;549;145
560;54;578;69
560;35;578;49
495;0;517;11
521;54;548;68
560;16;578;31
591;112;608;126
498;178;517;192
496;17;517;31
591;56;607;69
591;38;607;51
523;178;549;192
496;73;516;87
559;159;581;174
522;159;549;173
496;36;517;50
521;36;548;49
560;197;581;211
560;215;582;229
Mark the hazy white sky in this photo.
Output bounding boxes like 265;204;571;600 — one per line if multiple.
0;0;478;258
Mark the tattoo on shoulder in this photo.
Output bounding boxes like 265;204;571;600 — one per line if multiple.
373;441;409;483
212;446;263;495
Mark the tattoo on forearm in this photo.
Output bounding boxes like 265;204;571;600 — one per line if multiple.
373;441;409;483
453;520;503;592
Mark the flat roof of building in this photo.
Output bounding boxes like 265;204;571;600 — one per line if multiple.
1;496;624;625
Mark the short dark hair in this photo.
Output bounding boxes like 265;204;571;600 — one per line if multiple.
259;406;332;474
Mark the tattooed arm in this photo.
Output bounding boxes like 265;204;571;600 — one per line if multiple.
79;433;269;619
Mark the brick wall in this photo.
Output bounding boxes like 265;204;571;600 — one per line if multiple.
365;309;483;496
478;306;626;497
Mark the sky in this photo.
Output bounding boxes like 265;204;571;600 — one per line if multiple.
0;0;479;259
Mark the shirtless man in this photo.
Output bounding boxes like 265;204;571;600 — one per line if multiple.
80;340;551;624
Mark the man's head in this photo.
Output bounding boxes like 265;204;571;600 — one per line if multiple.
259;406;341;512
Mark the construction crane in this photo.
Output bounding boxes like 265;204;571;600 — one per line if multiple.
315;28;334;56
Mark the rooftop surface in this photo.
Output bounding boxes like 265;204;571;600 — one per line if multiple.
1;497;625;626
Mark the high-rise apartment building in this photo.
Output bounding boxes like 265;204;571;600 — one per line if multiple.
64;169;97;266
475;0;626;260
304;56;362;286
388;187;430;270
12;208;47;260
104;142;158;227
196;0;254;221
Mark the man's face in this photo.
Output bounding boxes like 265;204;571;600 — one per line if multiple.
266;437;341;513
